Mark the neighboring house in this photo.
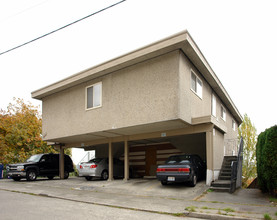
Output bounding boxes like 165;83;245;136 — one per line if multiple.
32;30;242;185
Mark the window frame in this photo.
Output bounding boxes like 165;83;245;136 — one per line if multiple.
190;71;203;99
85;82;102;110
212;93;217;117
232;120;236;131
220;105;226;121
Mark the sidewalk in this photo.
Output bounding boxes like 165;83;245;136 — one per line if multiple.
0;177;276;219
188;188;277;219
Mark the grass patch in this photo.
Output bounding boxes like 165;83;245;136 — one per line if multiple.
222;208;235;213
169;197;178;200
172;213;185;217
269;197;277;204
185;206;196;212
211;201;220;203
264;213;272;220
201;206;209;209
207;189;214;193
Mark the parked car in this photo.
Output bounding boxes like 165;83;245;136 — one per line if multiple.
6;153;74;181
77;158;126;181
156;154;206;187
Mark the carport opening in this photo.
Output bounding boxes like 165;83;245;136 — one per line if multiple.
123;133;207;179
77;132;206;181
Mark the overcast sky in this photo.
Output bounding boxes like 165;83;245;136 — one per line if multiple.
0;0;276;135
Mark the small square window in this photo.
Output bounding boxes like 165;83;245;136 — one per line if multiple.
221;105;226;121
191;71;202;98
86;82;102;109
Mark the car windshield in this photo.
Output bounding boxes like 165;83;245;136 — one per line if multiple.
88;158;102;163
26;154;42;162
165;155;192;164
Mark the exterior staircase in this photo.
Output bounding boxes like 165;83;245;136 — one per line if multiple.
210;156;238;192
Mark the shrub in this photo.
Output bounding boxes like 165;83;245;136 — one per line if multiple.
264;213;272;220
256;125;277;196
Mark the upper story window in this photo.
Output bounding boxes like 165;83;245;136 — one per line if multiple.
86;82;102;110
191;71;202;99
221;105;226;121
232;120;236;131
212;93;216;117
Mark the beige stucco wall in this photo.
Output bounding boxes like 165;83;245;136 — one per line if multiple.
210;92;238;156
170;133;206;161
42;51;180;141
178;52;212;123
213;129;225;170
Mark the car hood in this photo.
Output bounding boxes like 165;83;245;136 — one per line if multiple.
8;162;37;166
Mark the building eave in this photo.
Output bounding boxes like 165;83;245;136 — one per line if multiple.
31;30;242;124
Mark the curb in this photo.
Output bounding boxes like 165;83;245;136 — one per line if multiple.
184;211;260;220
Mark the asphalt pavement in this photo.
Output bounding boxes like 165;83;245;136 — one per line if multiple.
0;177;276;219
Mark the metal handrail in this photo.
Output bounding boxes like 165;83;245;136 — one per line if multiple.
230;137;243;193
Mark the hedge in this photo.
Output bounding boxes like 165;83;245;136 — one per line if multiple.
256;125;277;196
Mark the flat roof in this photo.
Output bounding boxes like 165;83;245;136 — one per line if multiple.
32;30;242;124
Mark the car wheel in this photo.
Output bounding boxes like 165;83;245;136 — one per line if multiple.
101;170;108;180
12;177;21;181
64;171;69;179
161;180;167;185
26;170;37;181
190;173;197;187
85;176;92;181
47;176;54;180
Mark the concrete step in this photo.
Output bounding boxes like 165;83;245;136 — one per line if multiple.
222;161;233;165
219;176;231;180
219;172;231;176
223;157;237;164
221;168;231;172
211;180;231;188
209;186;230;192
224;156;238;160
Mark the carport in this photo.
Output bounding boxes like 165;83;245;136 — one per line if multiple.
59;122;221;185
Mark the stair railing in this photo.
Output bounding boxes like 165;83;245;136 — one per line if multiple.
230;137;243;193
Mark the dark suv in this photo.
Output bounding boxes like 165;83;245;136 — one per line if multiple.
6;153;74;181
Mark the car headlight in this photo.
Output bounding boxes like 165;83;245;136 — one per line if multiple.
6;166;10;171
17;165;24;171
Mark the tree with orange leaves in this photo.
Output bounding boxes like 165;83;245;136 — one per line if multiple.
0;98;61;165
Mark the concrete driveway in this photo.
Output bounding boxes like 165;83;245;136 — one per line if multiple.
1;177;276;219
0;177;207;214
73;177;208;200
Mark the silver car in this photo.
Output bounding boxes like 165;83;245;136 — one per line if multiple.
77;158;124;181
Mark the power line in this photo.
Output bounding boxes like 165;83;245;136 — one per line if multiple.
0;0;126;56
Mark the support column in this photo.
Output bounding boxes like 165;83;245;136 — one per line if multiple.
124;138;129;181
206;130;214;185
59;146;64;179
108;140;114;181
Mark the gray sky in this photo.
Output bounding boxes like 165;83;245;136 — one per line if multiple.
0;0;276;134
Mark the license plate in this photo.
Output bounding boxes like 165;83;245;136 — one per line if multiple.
167;177;175;181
